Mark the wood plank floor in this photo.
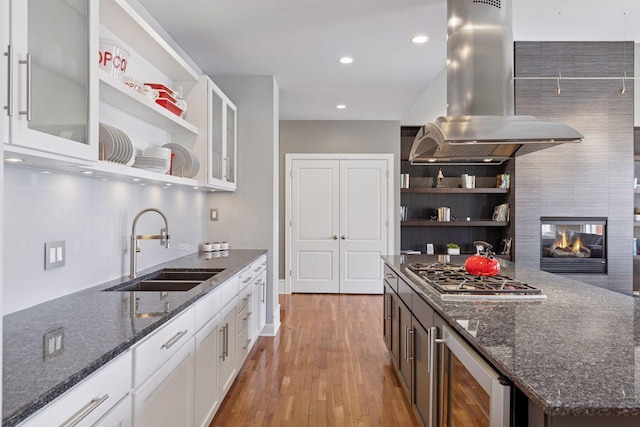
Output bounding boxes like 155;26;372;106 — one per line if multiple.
210;294;418;427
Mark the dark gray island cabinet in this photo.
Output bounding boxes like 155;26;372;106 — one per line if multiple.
382;255;640;427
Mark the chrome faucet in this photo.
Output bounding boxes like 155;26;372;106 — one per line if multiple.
130;208;170;279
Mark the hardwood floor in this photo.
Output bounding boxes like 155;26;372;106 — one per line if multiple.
210;294;418;427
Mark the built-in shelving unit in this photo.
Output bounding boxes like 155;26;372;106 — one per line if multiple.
400;126;514;256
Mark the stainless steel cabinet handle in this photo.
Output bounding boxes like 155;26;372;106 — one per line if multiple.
219;327;226;361
4;45;12;116
261;280;265;302
404;325;410;362
161;330;188;350
242;338;251;350
244;312;252;321
19;53;31;121
59;394;109;427
224;323;229;357
385;273;395;280
384;295;391;320
408;328;415;361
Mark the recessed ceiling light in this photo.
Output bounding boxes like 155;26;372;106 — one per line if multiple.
132;178;141;182
41;171;52;174
193;186;199;190
339;56;354;64
411;35;429;44
4;157;24;163
81;171;94;175
336;104;347;110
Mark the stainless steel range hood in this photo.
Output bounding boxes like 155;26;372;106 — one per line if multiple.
409;0;582;165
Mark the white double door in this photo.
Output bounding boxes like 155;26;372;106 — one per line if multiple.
288;157;391;294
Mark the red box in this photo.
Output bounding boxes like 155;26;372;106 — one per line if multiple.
155;98;183;116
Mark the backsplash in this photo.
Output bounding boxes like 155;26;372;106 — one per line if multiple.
3;166;206;314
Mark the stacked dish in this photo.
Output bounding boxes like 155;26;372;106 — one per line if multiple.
99;122;134;165
163;143;199;178
132;146;172;174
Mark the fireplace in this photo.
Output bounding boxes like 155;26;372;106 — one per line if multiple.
540;217;607;274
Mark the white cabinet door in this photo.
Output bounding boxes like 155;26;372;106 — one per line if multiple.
93;394;132;427
217;301;237;397
194;313;221;427
290;158;388;294
132;339;195;427
339;160;387;294
290;159;341;293
7;0;97;160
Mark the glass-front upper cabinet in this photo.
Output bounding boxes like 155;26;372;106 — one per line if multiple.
6;0;97;161
207;78;236;190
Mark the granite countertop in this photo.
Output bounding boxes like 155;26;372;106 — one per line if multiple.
2;249;266;427
383;254;640;418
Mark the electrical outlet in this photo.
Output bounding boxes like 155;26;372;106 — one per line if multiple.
44;241;65;270
43;327;64;361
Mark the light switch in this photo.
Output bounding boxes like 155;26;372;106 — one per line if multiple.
45;241;65;270
210;208;218;221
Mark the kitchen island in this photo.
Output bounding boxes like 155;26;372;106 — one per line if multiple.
2;249;266;427
383;254;640;426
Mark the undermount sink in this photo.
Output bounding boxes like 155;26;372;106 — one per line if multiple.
104;269;225;292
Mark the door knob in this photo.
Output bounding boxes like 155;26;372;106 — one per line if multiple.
332;235;338;240
341;235;347;240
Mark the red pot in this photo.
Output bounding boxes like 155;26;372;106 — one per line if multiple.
464;254;501;276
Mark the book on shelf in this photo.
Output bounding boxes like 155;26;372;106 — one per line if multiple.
401;250;421;255
492;203;510;222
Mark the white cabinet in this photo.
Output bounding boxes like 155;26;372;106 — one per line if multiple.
132;336;195;427
186;76;237;190
250;256;268;342
19;351;132;427
218;299;237;397
131;307;195;427
4;0;98;162
236;283;253;366
194;313;221;427
94;395;132;427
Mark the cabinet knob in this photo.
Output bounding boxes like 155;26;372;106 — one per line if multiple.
332;235;338;240
341;235;347;240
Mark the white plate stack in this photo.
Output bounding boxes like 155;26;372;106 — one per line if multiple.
163;143;200;178
132;147;172;174
99;122;134;165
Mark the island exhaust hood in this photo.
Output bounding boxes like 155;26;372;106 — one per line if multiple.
409;0;583;165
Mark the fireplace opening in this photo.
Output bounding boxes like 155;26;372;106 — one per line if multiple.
540;217;607;274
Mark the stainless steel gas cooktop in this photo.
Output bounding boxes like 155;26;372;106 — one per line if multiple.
406;262;546;300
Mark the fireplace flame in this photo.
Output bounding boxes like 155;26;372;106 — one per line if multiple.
555;231;583;253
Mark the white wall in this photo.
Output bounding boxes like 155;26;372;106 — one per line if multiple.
206;76;280;334
279;120;401;279
401;66;447;126
3;166;206;314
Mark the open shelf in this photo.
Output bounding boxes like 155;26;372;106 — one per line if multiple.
100;0;199;91
99;71;198;135
402;220;508;227
401;187;509;194
81;160;199;187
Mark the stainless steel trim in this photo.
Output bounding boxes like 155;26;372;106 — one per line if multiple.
161;330;188;350
59;394;109;427
408;328;415;361
442;324;510;427
19;53;31;120
4;45;12;116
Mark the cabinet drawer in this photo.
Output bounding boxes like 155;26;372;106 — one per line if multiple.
250;255;267;277
236;293;252;333
237;267;254;291
20;352;132;427
132;307;195;387
412;294;434;330
383;264;398;292
195;288;220;332
237;285;252;312
397;277;413;308
219;275;239;309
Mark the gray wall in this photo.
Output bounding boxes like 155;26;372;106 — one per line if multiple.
3;167;206;313
278;120;401;279
514;41;634;293
206;76;280;332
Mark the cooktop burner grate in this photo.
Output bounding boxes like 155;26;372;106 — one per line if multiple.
406;262;546;300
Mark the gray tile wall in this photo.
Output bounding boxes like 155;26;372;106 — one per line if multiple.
514;41;634;294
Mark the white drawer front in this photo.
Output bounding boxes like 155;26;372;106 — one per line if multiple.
251;255;267;277
20;352;132;427
132;307;195;387
219;275;239;309
195;287;220;332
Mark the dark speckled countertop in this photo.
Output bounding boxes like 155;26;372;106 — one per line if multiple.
383;254;640;418
2;249;266;427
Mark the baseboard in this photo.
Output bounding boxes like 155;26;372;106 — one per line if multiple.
279;279;290;294
261;304;281;336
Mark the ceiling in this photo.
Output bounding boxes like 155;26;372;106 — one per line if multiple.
136;0;640;121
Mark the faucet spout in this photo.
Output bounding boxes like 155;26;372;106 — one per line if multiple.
130;208;170;279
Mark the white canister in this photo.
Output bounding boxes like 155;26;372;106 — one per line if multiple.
202;243;213;252
212;242;221;251
220;242;229;250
